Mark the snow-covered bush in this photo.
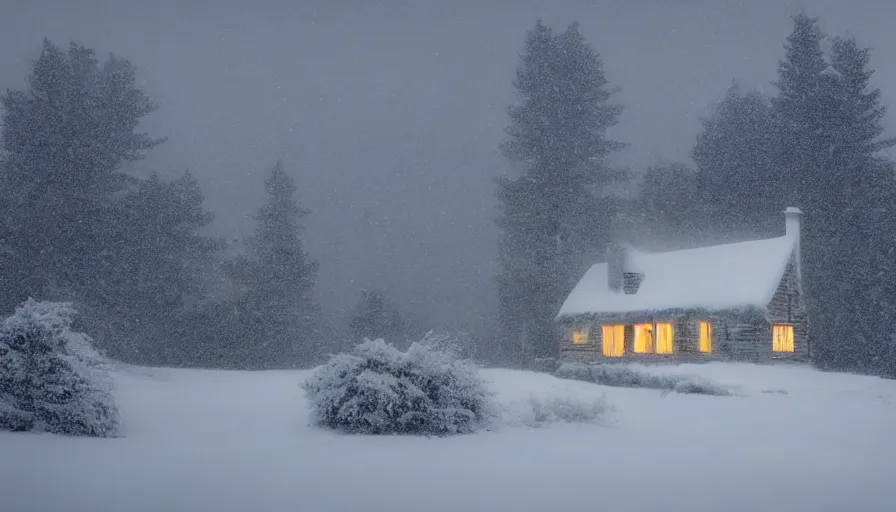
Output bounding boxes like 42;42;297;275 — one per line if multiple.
302;333;496;436
528;395;610;425
556;362;733;396
501;394;610;428
0;299;120;437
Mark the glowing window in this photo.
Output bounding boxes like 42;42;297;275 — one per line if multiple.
699;321;712;353
571;329;589;345
772;324;794;352
655;323;673;354
633;323;654;353
601;325;624;357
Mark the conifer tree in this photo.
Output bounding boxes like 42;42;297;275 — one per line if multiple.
685;12;896;374
83;171;223;363
692;83;780;240
771;13;896;372
348;289;404;343
227;162;319;368
0;39;164;311
495;21;624;364
635;161;700;245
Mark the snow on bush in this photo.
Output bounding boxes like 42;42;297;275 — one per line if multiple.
0;299;120;437
302;333;496;436
556;362;733;396
501;394;611;428
528;395;610;425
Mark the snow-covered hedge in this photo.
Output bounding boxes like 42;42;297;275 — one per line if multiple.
0;299;120;437
556;362;733;396
302;333;496;436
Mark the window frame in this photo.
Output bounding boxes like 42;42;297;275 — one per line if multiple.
570;328;589;345
698;321;712;353
633;323;654;353
655;322;674;354
772;324;794;352
601;324;624;357
633;321;674;354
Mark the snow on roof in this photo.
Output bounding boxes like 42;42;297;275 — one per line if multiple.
557;234;796;318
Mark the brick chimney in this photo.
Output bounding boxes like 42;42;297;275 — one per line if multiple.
784;207;803;284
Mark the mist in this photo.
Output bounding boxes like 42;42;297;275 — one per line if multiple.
2;0;895;333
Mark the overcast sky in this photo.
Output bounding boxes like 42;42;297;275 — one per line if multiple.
2;0;895;332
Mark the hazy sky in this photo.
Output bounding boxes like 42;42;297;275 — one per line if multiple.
2;0;895;333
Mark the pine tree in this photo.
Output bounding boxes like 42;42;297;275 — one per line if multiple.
227;162;319;368
692;83;781;240
0;40;164;311
772;12;836;209
81;171;224;363
634;161;700;247
772;13;896;372
496;21;624;365
348;289;404;343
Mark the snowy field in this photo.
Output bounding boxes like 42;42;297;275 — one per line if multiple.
1;363;895;512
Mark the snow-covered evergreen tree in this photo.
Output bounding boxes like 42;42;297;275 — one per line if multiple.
84;171;224;364
348;289;404;344
770;13;896;373
692;83;781;239
633;161;701;246
227;161;319;368
0;40;164;313
0;39;221;365
689;12;896;374
495;20;625;365
0;299;119;437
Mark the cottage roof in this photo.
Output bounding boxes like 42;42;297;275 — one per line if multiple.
557;234;797;319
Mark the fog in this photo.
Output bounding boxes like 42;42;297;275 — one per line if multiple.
2;0;894;332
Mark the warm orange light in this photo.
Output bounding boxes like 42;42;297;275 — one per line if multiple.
601;325;624;357
656;323;673;354
634;323;654;353
699;321;712;353
571;329;589;345
772;324;794;352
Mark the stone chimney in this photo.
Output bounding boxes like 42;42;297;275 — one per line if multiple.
606;242;626;292
784;207;803;283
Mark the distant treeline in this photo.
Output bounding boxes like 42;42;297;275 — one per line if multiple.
2;10;894;376
0;40;421;369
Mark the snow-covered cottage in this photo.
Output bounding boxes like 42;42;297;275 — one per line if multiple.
556;207;809;363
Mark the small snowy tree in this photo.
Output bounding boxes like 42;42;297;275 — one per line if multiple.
226;161;319;368
302;334;495;436
0;299;119;437
348;289;404;343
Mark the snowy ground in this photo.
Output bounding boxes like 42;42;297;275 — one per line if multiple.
1;362;895;512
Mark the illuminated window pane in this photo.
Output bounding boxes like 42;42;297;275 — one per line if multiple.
656;323;673;354
571;329;589;345
601;325;624;357
772;324;794;352
634;323;654;353
699;321;712;353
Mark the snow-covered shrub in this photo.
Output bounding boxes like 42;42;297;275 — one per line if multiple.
555;362;732;396
528;395;609;425
500;394;610;428
0;299;120;437
302;334;496;436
